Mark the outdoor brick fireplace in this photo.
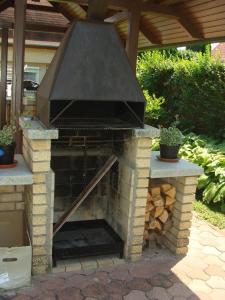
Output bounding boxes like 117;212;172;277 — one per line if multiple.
20;118;159;274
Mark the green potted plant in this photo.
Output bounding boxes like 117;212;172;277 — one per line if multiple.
159;122;183;160
0;124;16;166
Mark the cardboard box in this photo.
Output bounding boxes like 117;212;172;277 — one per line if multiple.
0;211;31;289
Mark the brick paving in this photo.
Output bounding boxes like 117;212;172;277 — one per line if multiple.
1;214;225;300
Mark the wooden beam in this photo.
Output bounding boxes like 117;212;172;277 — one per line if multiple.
0;28;8;128
50;2;75;21
26;4;57;12
126;3;141;72
0;0;13;13
141;2;179;18
12;0;26;152
26;23;67;33
87;0;109;20
140;18;161;45
105;10;128;23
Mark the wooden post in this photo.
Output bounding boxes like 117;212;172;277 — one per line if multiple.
12;0;26;152
126;3;141;72
0;28;8;129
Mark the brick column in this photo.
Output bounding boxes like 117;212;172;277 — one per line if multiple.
121;126;159;261
20;118;58;274
163;176;198;255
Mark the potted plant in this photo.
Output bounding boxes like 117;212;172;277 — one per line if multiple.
159;123;183;160
0;124;16;166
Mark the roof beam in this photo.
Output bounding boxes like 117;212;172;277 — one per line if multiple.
0;0;13;13
126;3;141;72
50;2;75;21
105;10;128;23
87;0;109;20
140;18;162;45
26;4;57;13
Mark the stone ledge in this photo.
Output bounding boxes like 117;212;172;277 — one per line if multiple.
131;125;160;138
0;155;33;186
20;116;58;140
150;151;204;178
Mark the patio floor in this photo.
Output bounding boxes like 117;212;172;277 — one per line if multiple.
1;213;225;300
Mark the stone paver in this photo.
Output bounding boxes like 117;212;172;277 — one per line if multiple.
0;214;225;300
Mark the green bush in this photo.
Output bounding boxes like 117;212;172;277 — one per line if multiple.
138;50;225;140
151;133;225;211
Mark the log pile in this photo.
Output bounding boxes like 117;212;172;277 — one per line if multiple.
144;180;176;246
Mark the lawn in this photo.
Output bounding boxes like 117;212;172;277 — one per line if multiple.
193;200;225;230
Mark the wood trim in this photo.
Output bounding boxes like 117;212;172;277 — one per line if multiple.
140;18;162;45
0;0;13;13
126;4;141;72
12;0;26;152
105;10;128;23
50;2;75;21
87;0;109;20
0;28;8;128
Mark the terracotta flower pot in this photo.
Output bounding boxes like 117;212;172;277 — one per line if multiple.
160;144;180;159
0;142;16;165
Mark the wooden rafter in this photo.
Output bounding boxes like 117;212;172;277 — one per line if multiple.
140;18;162;45
50;2;75;21
105;10;128;23
26;4;57;13
126;2;141;72
0;0;13;13
87;0;109;20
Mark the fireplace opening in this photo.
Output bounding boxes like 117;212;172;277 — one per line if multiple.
51;130;126;265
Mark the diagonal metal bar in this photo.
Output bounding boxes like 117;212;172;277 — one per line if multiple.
53;154;118;236
124;101;144;128
50;100;77;125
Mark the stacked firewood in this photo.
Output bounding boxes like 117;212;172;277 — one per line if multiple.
144;180;176;246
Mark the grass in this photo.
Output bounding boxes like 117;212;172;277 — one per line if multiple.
193;200;225;230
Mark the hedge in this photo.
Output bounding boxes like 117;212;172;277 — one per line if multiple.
137;50;225;140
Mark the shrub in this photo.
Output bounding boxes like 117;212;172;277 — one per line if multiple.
151;133;225;211
160;125;183;146
0;125;16;146
138;50;225;140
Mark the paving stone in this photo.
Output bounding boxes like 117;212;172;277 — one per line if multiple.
205;264;225;277
209;289;225;299
11;296;31;300
188;279;212;293
124;290;148;300
107;295;123;300
105;280;128;296
202;246;221;256
206;276;225;289
167;283;193;298
32;291;56;300
56;287;83;300
66;274;93;289
126;277;152;291
92;272;111;285
146;287;172;300
204;255;223;265
220;252;225;262
188;292;212;300
149;273;173;288
40;278;65;291
110;269;132;281
82;283;108;299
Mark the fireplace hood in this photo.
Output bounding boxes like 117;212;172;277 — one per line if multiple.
37;20;146;130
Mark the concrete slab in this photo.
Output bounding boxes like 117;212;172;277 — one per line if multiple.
150;151;204;178
0;154;33;185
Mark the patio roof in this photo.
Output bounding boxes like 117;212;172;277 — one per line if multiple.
1;0;225;49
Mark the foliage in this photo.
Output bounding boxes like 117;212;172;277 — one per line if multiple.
179;134;225;211
138;50;225;140
151;133;225;211
193;200;225;229
0;124;16;146
160;123;183;146
144;91;166;124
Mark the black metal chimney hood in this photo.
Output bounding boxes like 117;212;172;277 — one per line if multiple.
37;20;145;130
